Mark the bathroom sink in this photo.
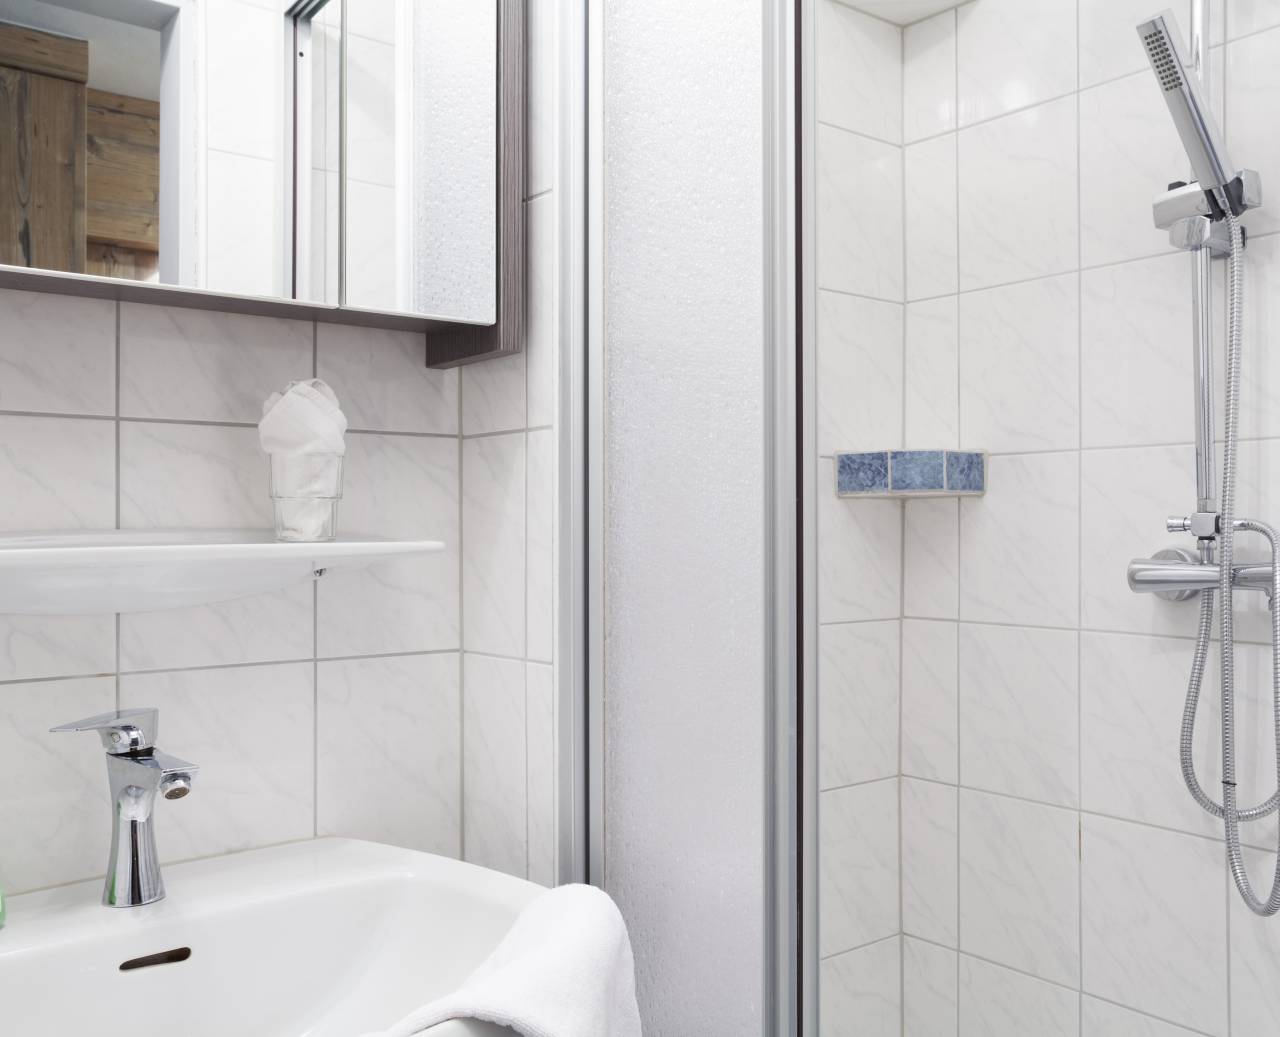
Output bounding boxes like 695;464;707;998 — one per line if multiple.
0;839;539;1036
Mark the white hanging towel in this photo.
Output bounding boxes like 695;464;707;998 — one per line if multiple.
360;884;642;1037
259;379;348;457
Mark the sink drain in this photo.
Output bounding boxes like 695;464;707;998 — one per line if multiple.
119;947;192;971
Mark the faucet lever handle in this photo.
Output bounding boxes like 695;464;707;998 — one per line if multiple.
50;707;158;754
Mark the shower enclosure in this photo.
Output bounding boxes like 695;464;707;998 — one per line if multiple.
802;0;1280;1032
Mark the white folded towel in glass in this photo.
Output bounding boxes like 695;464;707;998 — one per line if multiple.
360;884;642;1037
259;379;348;457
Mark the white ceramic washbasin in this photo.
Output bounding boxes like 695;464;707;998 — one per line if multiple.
0;839;541;1036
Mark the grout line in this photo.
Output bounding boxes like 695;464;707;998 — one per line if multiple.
462;425;554;439
897;771;1280;850
822;430;1280;461
816;117;902;152
838;219;1280;309
899;21;908;1030
818;930;902;963
457;355;466;863
524;425;532;879
0;648;468;688
1211;11;1235;1033
1074;3;1085;1026
115;300;122;711
312;320;320;840
952;14;961;1032
896;931;1219;1037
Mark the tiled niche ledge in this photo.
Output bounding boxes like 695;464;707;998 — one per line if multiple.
836;450;986;498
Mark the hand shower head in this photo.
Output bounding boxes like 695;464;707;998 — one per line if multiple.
1137;9;1235;193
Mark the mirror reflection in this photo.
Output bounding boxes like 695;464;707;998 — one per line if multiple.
0;0;497;322
0;1;161;282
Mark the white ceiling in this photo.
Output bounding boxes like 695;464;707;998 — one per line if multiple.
852;0;960;25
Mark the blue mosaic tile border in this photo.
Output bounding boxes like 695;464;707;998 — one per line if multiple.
836;450;986;498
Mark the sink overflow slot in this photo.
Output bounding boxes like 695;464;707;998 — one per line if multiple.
119;947;192;971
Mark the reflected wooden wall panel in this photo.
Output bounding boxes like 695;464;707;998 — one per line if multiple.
87;88;159;253
0;24;87;274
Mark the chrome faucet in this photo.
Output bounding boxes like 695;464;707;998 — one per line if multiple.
51;708;197;908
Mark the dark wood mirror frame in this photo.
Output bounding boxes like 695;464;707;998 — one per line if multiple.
0;0;526;371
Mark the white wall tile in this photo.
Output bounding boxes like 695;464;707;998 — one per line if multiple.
959;790;1080;986
1081;253;1196;448
120;305;312;423
462;354;527;436
1231;0;1280;39
903;498;958;619
1223;438;1280;644
818;0;902;143
820;938;902;1037
1081;814;1227;1035
1082;997;1204;1037
346;0;396;43
1081;631;1222;839
1238;234;1280;441
0;614;115;683
958;96;1078;291
120;584;314;673
1080;72;1186;268
817;124;904;301
345;34;397;187
317;653;460;855
820;778;900;955
1230;846;1280;1034
205;150;279;298
0;677;114;894
205;0;280;160
1079;0;1202;90
818;461;902;623
959;956;1079;1037
526;429;555;664
0;291;115;415
526;194;558;429
0;416;115;530
905;296;959;450
902;777;958;945
902;619;958;783
904;10;956;143
344;179;399;311
960;451;1079;628
463;653;527;877
959;273;1079;453
904;937;958;1036
959;624;1079;807
463;433;526;657
318;323;458;434
905;135;958;301
1079;444;1199;639
956;0;1076;126
819;620;900;789
318;432;460;655
1227;28;1280;236
119;422;268;528
526;661;555;885
120;663;314;862
817;291;904;455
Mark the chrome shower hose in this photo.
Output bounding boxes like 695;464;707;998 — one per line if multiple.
1180;209;1280;916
